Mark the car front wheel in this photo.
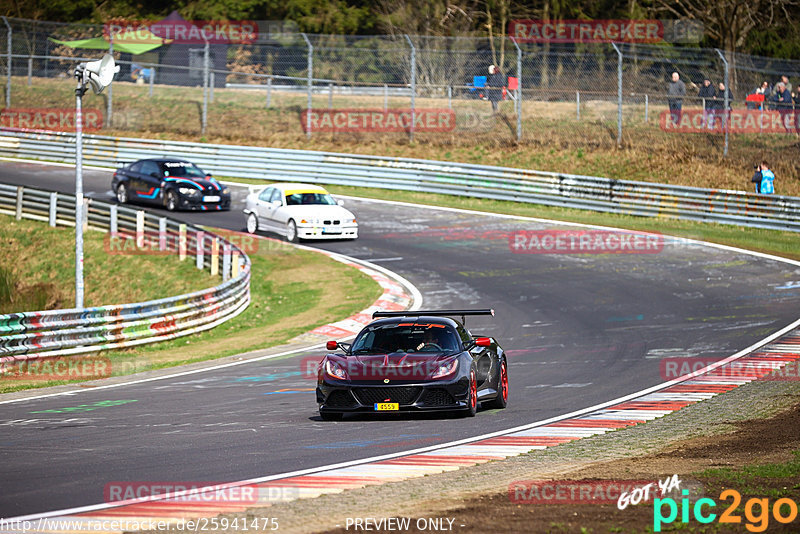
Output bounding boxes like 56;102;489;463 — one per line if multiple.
246;213;258;234
165;190;179;211
286;220;299;243
116;183;128;204
461;366;478;417
485;359;508;409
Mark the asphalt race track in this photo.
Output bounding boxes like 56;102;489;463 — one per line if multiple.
1;159;799;517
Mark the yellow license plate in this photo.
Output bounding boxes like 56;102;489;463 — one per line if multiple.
374;403;399;411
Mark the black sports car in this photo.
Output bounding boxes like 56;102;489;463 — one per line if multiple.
317;309;508;420
112;158;231;211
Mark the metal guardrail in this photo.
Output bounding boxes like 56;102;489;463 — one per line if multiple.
0;183;251;362
0;130;798;232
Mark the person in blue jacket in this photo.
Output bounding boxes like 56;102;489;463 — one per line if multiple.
751;161;775;194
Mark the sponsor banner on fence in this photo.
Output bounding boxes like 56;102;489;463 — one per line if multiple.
661;357;800;381
0;356;112;381
300;109;456;133
660;109;800;133
509;230;664;254
0;108;103;132
510;19;703;43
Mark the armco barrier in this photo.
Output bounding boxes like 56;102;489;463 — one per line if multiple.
0;130;798;232
0;183;250;362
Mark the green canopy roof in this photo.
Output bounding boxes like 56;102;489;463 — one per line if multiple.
49;37;163;55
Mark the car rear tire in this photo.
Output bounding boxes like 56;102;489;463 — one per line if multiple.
246;213;258;234
485;359;508;409
320;411;343;421
461;367;478;417
165;190;178;211
115;183;128;204
286;220;299;243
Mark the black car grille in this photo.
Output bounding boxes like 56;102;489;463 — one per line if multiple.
354;387;421;406
326;390;358;408
323;220;340;225
419;388;456;407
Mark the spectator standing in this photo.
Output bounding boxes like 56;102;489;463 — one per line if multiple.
750;161;775;194
748;81;771;110
667;72;686;124
698;78;715;127
713;82;733;129
771;82;793;131
780;75;792;95
487;65;504;113
760;161;775;194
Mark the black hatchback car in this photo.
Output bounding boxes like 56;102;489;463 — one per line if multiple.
112;158;231;211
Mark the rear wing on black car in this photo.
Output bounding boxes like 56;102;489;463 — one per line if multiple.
372;309;494;318
372;309;494;326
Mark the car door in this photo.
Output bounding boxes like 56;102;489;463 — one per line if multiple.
134;160;163;204
123;161;143;196
265;188;287;230
254;187;274;229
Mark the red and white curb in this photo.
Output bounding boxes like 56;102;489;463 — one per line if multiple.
7;328;799;533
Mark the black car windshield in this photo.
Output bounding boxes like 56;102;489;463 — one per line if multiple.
285;192;336;206
161;161;206;178
351;323;461;354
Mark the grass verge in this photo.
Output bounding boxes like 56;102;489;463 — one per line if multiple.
0;217;382;393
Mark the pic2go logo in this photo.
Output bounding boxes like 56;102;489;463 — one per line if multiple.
654;489;799;532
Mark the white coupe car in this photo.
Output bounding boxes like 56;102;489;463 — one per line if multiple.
243;183;358;242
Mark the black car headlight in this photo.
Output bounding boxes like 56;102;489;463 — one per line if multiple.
325;359;349;381
221;187;230;195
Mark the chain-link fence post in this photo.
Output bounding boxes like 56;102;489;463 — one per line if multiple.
106;35;113;128
715;48;729;157
3;17;11;108
404;35;415;142
611;42;623;147
201;40;209;134
210;71;215;102
511;37;522;142
266;76;272;108
149;66;154;96
301;33;312;139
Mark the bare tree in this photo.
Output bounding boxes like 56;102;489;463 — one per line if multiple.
652;0;798;54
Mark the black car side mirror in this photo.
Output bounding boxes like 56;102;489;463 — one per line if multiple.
150;172;160;178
